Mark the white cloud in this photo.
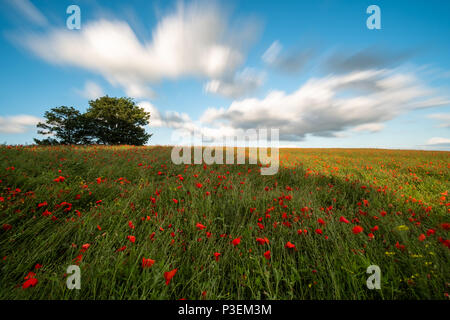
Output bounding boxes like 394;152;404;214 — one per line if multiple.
6;0;48;27
427;113;450;128
76;81;104;100
204;68;265;98
425;137;450;146
352;123;385;133
262;40;313;73
262;41;282;65
0;115;41;133
20;1;259;99
197;68;450;141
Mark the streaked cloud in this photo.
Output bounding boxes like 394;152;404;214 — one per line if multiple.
198;68;450;141
19;1;260;100
76;81;104;100
204;68;265;98
427;113;450;128
0;115;41;133
424;137;450;146
262;40;314;73
5;0;48;27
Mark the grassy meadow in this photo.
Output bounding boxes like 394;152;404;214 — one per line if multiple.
0;145;449;299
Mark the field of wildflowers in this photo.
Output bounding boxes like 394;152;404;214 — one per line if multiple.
0;145;448;299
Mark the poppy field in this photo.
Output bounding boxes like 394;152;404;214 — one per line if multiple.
0;145;449;300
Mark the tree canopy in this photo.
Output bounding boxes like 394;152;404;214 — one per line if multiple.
34;96;152;146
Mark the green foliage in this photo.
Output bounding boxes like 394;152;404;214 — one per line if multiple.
34;97;152;146
0;146;448;300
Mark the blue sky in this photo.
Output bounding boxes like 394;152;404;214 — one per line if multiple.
0;0;449;149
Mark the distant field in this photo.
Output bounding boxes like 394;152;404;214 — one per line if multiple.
0;145;449;299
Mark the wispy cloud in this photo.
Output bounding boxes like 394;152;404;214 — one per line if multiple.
197;68;450;141
6;0;48;27
427;113;450;128
424;137;450;147
18;1;261;100
0;115;41;133
76;81;104;100
262;40;314;73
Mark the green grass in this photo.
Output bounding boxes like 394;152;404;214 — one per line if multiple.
0;145;449;299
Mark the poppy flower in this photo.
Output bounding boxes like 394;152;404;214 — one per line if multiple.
172;199;179;204
231;237;241;246
395;241;406;251
256;237;269;245
196;223;206;230
80;243;90;252
53;176;65;183
116;246;127;252
22;278;38;289
315;228;323;235
339;216;349;224
317;218;326;225
164;268;178;285
352;226;363;234
37;202;47;208
418;234;426;241
127;235;136;243
213;252;221;262
285;241;296;249
264;250;271;260
142;258;155;268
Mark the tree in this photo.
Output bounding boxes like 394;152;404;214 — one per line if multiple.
85;96;151;145
34;96;152;146
34;106;94;145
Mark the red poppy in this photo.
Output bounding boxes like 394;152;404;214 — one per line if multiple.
142;258;155;268
352;226;363;234
127;235;136;243
256;237;269;245
317;218;326;225
53;176;65;182
231;237;241;246
164;268;178;285
213;252;221;262
264;250;271;260
339;216;349;224
37;202;47;208
196;223;206;230
285;241;296;249
418;234;426;241
80;243;90;252
116;246;127;252
315;228;323;235
22;278;38;289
